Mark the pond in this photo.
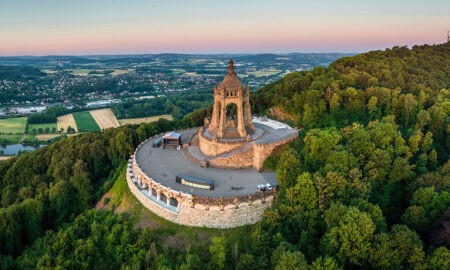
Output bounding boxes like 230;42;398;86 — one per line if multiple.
0;144;43;156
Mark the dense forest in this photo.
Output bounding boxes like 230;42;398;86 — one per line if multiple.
0;43;449;269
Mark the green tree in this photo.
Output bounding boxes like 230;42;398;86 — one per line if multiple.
209;236;226;270
321;206;375;266
402;187;450;234
369;225;425;269
276;149;301;188
428;247;450;270
367;96;378;119
274;250;307;270
310;256;341;270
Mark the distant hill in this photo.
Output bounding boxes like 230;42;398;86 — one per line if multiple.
0;52;354;67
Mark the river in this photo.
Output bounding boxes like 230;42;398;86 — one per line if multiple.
0;144;42;156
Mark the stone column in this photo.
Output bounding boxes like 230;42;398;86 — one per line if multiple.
244;86;254;131
210;89;220;130
218;99;226;137
237;91;246;137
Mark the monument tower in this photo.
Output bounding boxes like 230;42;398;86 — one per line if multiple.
208;59;254;138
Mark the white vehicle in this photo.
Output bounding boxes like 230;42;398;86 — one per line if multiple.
257;183;273;192
257;184;267;192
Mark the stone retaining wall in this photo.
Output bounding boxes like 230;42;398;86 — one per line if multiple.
127;167;273;228
253;135;298;171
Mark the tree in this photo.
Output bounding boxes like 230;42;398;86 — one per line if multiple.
415;109;430;130
369;225;425;269
303;128;341;167
315;172;346;211
403;93;418;128
276;149;301;188
113;130;134;159
367;96;378;119
428;247;450;270
49;180;84;226
236;253;256;270
321;206;375;266
310;256;341;270
209;236;226;270
274;250;307;270
402;187;450;234
179;252;203;270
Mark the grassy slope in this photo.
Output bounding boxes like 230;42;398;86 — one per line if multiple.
72;111;100;132
98;167;254;255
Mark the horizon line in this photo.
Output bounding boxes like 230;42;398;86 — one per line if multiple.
0;51;360;58
2;41;447;58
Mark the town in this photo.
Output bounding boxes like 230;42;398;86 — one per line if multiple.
0;53;350;116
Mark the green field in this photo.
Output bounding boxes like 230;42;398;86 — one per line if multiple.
28;123;57;133
72;111;100;132
0;117;28;134
0;134;35;144
247;68;281;77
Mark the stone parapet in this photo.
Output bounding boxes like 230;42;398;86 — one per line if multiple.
127;159;274;228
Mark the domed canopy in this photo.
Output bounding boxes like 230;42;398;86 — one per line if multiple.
218;59;243;90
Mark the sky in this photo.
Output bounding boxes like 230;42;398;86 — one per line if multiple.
0;0;449;56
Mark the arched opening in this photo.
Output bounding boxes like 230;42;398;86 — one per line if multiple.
160;193;167;203
226;103;237;128
170;197;178;207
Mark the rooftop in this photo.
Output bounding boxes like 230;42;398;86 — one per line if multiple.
218;59;244;91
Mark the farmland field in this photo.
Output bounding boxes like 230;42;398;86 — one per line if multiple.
90;109;120;130
35;134;62;141
28;123;57;133
0;117;28;134
111;69;133;76
0;134;35;143
118;114;173;125
72;111;101;132
247;68;281;77
57;114;78;133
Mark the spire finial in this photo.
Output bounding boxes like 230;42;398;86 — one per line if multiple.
228;58;235;74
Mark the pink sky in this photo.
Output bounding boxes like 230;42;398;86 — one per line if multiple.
0;0;448;55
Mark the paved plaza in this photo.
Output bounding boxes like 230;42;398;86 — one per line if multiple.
135;128;277;198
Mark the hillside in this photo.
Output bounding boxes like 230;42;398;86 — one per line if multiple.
247;42;450;268
0;43;449;269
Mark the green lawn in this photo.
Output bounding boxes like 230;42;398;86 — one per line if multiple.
28;123;57;133
72;111;100;132
0;117;28;134
0;134;35;144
